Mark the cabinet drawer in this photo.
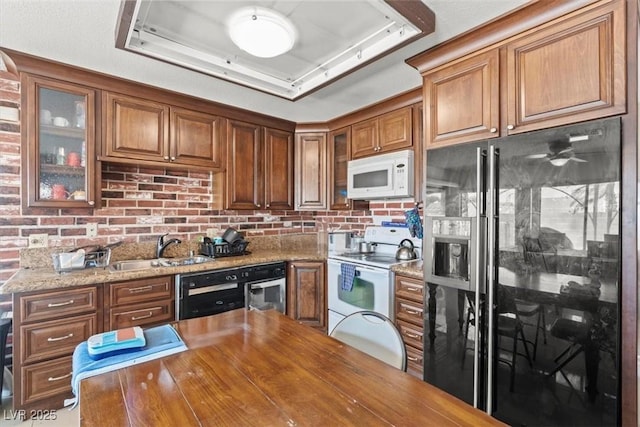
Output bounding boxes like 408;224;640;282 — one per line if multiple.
21;355;72;405
394;275;424;303
110;276;173;307
397;319;424;351
109;301;174;329
395;298;424;327
405;344;424;375
21;313;97;365
19;286;98;323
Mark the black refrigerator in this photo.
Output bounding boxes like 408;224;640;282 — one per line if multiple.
422;117;621;426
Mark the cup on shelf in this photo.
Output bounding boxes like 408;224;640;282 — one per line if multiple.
67;152;81;167
40;109;52;125
52;184;68;200
53;116;69;127
70;190;86;200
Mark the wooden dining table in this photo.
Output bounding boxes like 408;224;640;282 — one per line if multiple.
79;309;504;426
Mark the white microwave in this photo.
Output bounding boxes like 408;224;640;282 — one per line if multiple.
347;149;414;199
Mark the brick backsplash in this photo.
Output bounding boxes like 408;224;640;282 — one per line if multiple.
0;74;418;284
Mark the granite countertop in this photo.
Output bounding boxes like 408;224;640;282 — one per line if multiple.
1;249;325;294
391;260;424;280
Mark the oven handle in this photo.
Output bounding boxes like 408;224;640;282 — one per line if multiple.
327;259;388;274
187;283;238;296
249;278;286;290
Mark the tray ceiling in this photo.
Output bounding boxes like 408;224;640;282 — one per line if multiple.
117;0;435;100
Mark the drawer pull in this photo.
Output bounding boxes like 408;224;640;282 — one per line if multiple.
405;309;421;315
47;333;74;342
131;309;160;321
47;299;74;308
48;372;72;382
405;332;420;339
407;355;422;362
406;287;421;292
128;285;154;294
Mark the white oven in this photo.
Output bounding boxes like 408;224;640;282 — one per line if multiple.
327;259;393;334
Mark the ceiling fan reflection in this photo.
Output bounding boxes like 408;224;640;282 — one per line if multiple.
526;140;587;166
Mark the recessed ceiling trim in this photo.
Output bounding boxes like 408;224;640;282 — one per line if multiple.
115;0;436;101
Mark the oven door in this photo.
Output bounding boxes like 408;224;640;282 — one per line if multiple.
247;278;286;314
327;259;392;334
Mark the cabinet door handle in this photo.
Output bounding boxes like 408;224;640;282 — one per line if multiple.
170;156;176;161
48;372;72;382
88;200;95;206
131;310;158;321
490;127;497;133
405;331;420;339
164;156;170;160
507;124;515;130
47;333;74;342
47;299;74;308
405;309;421;315
128;285;153;294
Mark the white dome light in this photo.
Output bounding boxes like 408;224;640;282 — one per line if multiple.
228;7;296;58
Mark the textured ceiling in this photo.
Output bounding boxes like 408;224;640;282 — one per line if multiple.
0;0;530;122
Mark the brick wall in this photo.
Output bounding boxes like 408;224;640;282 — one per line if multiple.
0;73;419;284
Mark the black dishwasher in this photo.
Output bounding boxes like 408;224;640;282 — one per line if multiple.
176;262;286;320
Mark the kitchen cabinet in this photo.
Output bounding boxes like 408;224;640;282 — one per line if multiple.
105;275;174;330
327;127;369;210
351;107;412;159
12;286;101;412
422;0;625;148
225;119;294;210
287;261;326;331
102;92;224;169
394;273;424;378
22;74;99;208
422;49;500;148
294;132;327;210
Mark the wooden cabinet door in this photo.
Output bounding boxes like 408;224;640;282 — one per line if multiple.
378;107;412;152
295;132;327;210
226;120;263;209
505;0;625;135
328;127;351;210
103;92;169;162
22;74;99;208
350;117;378;159
423;49;499;148
287;261;326;330
264;127;294;210
170;107;224;169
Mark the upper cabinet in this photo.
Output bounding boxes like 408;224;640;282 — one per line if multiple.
225;120;294;210
294;132;327;210
351;107;412;159
22;74;99;208
102;92;224;170
423;49;500;148
504;0;625;135
328;127;350;210
421;0;625;148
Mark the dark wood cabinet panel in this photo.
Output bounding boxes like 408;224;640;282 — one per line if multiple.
108;301;174;330
264;128;294;210
103;92;169;162
171;107;225;168
351;107;412;159
225;119;263;209
19;286;99;323
287;261;326;330
423;49;499;148
505;0;626;134
394;274;424;378
295;132;327;210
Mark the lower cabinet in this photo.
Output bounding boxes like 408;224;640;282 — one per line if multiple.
287;261;326;331
12;286;101;413
394;273;424;378
105;275;174;330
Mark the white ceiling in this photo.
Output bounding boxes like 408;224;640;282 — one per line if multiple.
0;0;529;123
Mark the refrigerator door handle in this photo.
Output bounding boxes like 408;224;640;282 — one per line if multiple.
485;145;498;414
472;147;485;408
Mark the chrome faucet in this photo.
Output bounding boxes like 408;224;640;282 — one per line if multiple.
156;233;181;258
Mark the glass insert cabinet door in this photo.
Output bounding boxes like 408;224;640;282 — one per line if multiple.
24;75;96;207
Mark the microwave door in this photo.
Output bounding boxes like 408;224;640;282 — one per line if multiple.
349;160;394;198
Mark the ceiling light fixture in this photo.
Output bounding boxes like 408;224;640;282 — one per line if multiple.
227;7;296;59
549;157;570;167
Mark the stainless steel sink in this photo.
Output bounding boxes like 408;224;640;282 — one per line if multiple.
109;259;163;271
158;256;214;267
